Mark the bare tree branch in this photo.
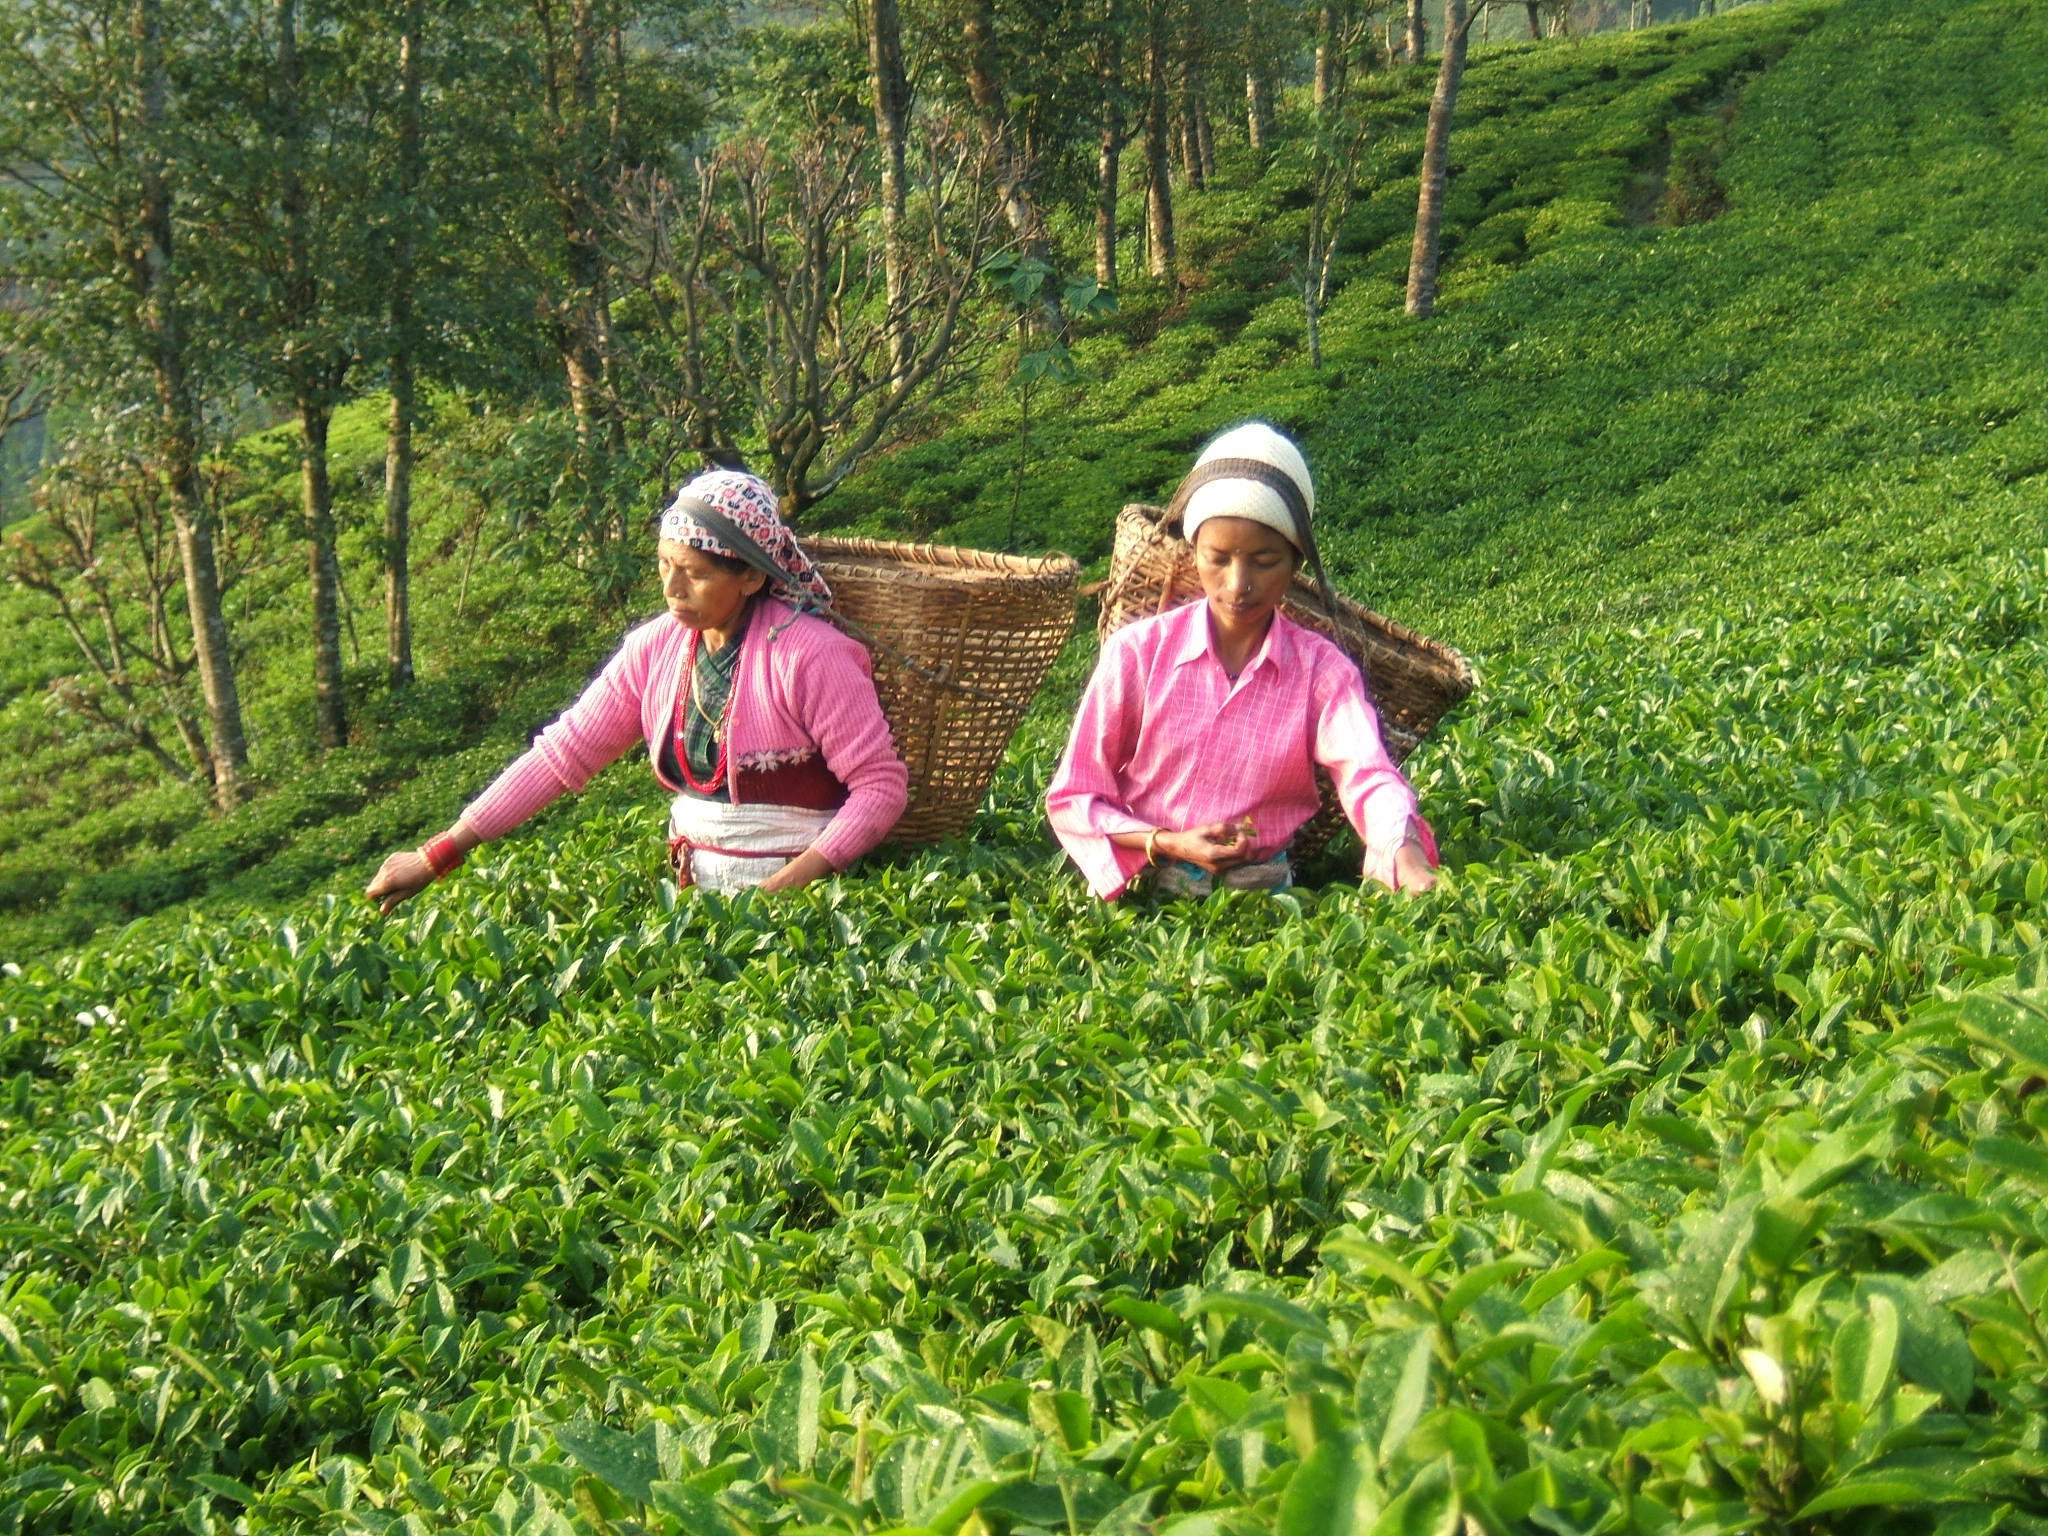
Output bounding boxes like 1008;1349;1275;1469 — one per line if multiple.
2;442;236;785
599;113;1007;517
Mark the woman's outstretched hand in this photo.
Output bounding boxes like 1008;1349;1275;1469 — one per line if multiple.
1378;836;1438;895
366;849;436;914
366;823;481;915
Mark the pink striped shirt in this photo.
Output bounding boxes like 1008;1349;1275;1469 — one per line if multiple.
1046;600;1436;899
462;599;907;869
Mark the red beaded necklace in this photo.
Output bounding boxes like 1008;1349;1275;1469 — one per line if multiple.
672;628;738;795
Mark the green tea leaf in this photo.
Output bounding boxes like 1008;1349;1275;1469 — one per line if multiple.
1946;989;2048;1076
1104;1295;1192;1342
1278;1433;1381;1536
1377;1329;1437;1464
1324;1233;1438;1309
1857;1277;1974;1409
1524;1248;1627;1311
554;1420;659;1506
1797;1468;1978;1517
1969;1136;2048;1197
649;1482;744;1536
1194;1288;1332;1342
189;1473;260;1506
1831;1293;1899;1413
1674;1194;1762;1339
751;1348;822;1474
1370;1457;1458;1536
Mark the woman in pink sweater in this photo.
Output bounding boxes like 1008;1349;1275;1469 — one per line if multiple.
366;472;908;910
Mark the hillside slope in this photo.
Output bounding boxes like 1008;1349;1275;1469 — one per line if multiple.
0;0;1860;959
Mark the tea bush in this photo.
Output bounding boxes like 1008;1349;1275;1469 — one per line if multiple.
1;534;2043;1535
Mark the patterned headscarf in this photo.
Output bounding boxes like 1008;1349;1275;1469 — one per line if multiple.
657;470;834;609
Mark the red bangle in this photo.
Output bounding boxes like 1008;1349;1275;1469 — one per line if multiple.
419;833;466;879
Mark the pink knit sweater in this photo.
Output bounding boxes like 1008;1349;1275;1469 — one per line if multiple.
461;599;908;869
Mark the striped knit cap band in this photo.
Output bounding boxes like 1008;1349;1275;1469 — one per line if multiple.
1179;423;1316;554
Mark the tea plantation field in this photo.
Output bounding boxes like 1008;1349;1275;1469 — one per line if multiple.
6;0;2048;1530
4;508;2046;1536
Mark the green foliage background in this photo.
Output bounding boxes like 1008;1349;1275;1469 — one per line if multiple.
4;0;2048;1530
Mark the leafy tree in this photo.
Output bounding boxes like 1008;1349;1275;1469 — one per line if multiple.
0;0;251;806
980;255;1116;546
486;0;717;537
960;0;1066;332
1301;86;1371;365
1092;0;1132;286
1240;0;1285;151
0;291;48;461
381;0;426;688
194;0;390;750
0;289;51;525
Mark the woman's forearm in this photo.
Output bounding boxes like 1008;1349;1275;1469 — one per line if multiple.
758;846;835;893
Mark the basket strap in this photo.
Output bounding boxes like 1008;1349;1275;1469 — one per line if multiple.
1164;457;1343;627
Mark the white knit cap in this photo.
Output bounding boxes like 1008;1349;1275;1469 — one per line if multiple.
1179;422;1315;553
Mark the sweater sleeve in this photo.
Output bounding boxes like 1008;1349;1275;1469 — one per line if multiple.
1045;634;1153;900
460;628;656;842
1310;654;1437;888
784;629;908;869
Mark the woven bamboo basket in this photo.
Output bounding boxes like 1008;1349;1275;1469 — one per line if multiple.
1100;503;1475;857
808;536;1080;845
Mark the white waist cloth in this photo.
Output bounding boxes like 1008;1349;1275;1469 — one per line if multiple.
668;794;834;893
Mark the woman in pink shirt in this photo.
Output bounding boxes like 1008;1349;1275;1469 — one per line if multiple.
1046;424;1437;900
367;471;907;910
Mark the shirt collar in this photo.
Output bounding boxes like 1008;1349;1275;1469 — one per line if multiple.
1166;598;1297;677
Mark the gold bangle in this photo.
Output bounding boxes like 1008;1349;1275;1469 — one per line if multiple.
1144;827;1163;865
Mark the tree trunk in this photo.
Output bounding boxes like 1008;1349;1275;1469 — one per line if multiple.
963;0;1063;330
1144;0;1175;279
278;0;347;746
132;0;247;809
565;3;609;452
545;0;613;479
384;0;422;689
1178;25;1208;191
300;398;348;748
1314;0;1341;112
867;0;913;381
1526;2;1541;38
385;366;415;688
1242;0;1270;149
1405;0;1469;318
1095;0;1123;288
1406;0;1427;62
